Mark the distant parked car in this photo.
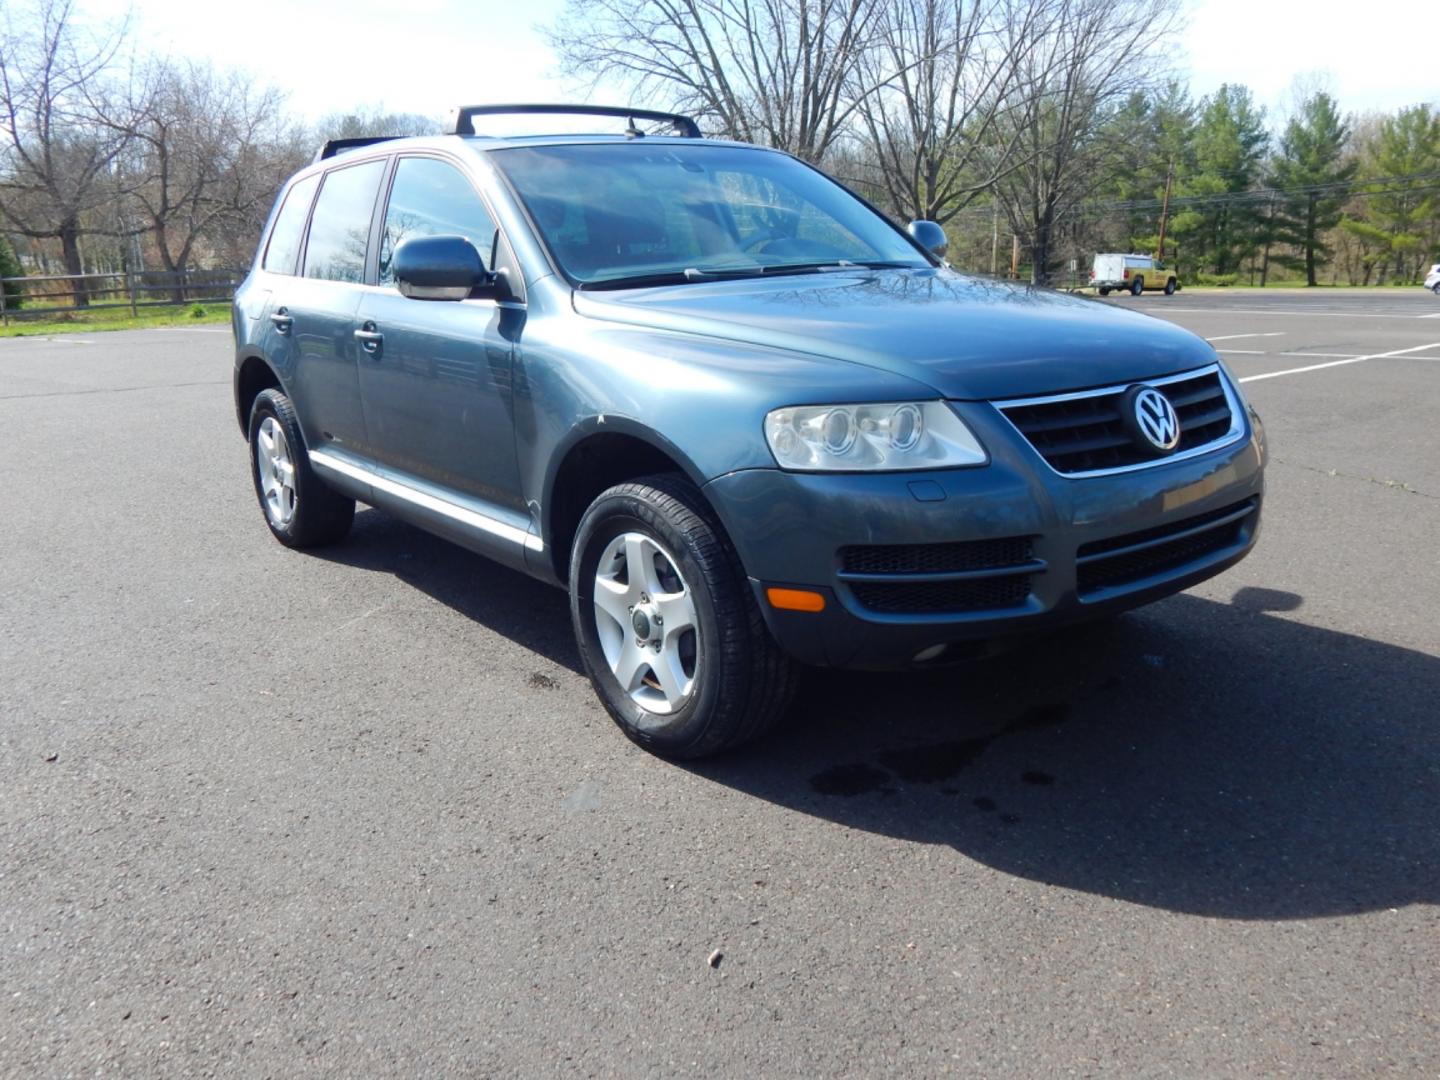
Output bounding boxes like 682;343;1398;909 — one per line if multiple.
1092;253;1178;296
1425;263;1440;294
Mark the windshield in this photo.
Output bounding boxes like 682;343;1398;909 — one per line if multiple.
491;143;930;287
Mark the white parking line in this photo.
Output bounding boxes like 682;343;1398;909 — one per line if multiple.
1163;307;1424;319
1215;348;1268;354
1238;342;1440;383
1206;332;1286;342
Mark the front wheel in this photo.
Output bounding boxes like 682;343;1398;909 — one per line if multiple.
569;474;797;759
1432;283;1440;295
1130;276;1144;296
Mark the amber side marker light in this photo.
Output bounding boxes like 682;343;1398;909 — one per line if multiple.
766;587;826;613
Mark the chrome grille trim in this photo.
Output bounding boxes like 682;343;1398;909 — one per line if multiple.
990;363;1246;479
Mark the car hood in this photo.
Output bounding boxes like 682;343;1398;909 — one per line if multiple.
571;268;1217;399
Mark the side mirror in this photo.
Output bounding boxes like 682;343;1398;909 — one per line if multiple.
907;220;948;260
393;235;489;300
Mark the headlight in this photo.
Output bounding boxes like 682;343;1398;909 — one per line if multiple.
763;401;986;472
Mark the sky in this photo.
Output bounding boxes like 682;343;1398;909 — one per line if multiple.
77;0;1439;129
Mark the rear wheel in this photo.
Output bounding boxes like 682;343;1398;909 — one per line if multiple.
248;388;354;548
569;473;797;759
1164;278;1177;295
1098;286;1111;296
1131;276;1144;296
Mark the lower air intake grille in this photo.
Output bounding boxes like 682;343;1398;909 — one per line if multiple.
840;536;1034;575
848;576;1034;615
1077;499;1257;596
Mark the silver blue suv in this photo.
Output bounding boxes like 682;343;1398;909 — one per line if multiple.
233;104;1265;758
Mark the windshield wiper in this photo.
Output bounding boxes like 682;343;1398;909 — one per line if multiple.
760;260;918;276
578;265;765;290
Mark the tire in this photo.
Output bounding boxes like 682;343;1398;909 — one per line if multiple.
1098;287;1111;296
569;473;798;759
1130;276;1144;296
1432;283;1440;295
1164;278;1177;295
248;388;355;548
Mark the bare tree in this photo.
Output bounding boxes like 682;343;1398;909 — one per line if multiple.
113;60;300;295
987;0;1178;284
0;0;132;304
547;0;887;162
852;0;1051;224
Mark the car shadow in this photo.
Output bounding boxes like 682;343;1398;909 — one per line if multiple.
319;508;1439;921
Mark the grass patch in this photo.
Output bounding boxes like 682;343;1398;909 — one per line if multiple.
0;303;231;337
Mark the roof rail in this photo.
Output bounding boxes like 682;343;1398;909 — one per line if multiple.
448;103;702;140
313;136;406;163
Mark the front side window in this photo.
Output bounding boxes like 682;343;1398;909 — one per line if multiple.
303;160;386;283
378;157;498;285
262;173;320;274
493;143;929;286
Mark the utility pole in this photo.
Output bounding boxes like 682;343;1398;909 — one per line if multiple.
1156;159;1174;263
990;205;999;277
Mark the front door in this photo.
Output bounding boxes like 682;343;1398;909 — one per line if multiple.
355;155;523;514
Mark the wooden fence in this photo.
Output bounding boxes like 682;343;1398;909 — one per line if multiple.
0;269;244;325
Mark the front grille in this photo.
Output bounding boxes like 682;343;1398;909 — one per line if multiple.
849;576;1034;615
839;536;1038;615
998;367;1235;475
1076;499;1257;596
841;536;1034;575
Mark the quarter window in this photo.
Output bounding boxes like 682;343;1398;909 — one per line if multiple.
303;160;386;283
262;173;320;274
379;158;498;285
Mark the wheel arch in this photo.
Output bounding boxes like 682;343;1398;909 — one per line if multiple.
235;352;284;436
541;418;717;585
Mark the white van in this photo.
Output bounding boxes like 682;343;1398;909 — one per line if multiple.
1091;253;1178;296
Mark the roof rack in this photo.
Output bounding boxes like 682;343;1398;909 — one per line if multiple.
448;104;702;140
313;136;405;163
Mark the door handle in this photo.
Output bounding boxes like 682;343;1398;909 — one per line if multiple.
354;322;383;356
268;308;292;333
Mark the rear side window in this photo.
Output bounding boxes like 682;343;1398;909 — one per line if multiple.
303;160;386;283
378;157;498;284
262;173;320;274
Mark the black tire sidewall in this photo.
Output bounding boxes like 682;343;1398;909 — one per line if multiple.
1131;277;1144;295
569;490;732;756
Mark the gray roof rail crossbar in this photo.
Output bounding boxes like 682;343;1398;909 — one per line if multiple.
448;104;702;139
314;136;406;163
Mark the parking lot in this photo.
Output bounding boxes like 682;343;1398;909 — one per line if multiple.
2;289;1436;1076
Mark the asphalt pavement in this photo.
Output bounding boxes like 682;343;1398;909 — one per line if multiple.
2;291;1437;1077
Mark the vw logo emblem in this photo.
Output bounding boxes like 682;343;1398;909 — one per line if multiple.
1126;385;1181;453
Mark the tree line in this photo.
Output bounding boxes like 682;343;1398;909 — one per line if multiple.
550;0;1438;286
0;0;431;307
2;0;1436;306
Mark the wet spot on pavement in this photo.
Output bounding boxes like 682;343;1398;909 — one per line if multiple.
809;762;891;797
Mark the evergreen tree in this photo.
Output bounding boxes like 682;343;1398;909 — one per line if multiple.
1268;92;1357;285
0;234;23;311
1360;105;1440;282
1172;84;1269;276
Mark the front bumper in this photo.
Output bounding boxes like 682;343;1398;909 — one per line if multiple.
704;403;1265;669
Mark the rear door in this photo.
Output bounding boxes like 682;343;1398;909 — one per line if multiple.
281;158;388;456
355;154;523;514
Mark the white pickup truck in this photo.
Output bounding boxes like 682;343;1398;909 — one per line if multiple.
1091;253;1178;296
